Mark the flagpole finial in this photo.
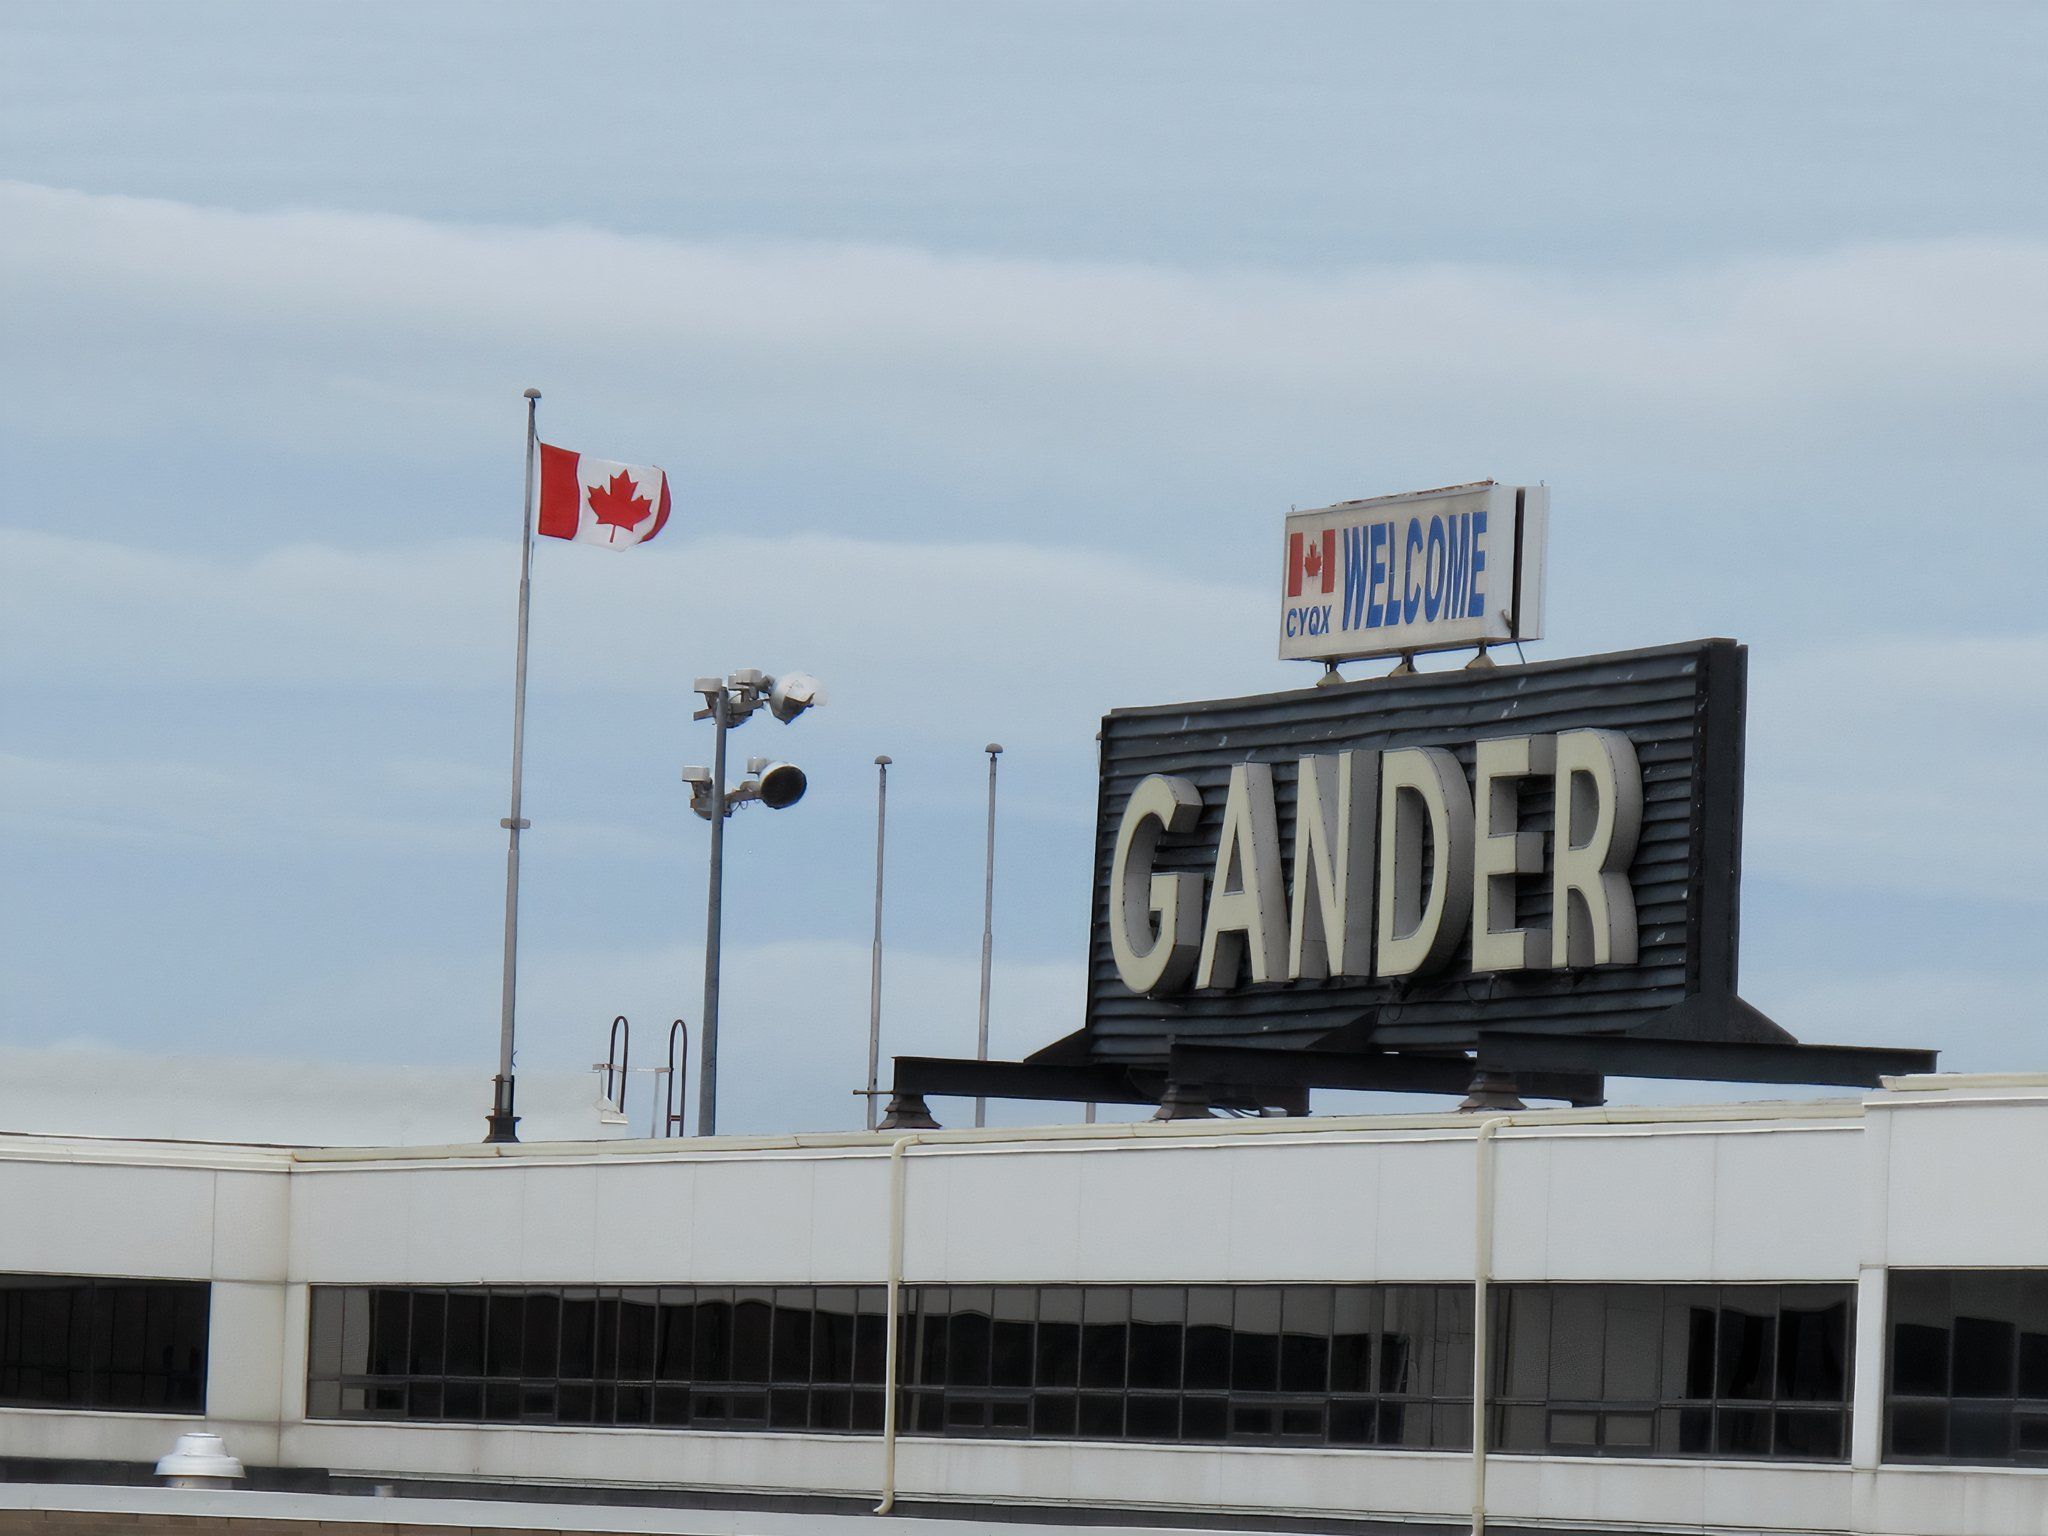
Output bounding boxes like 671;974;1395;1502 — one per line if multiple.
523;387;541;400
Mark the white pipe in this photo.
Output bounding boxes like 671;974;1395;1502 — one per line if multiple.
873;1131;922;1514
1470;1114;1514;1536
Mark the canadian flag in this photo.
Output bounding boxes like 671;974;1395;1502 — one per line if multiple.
1287;528;1335;598
537;444;672;549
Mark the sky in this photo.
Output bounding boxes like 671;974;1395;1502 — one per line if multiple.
2;0;2046;1141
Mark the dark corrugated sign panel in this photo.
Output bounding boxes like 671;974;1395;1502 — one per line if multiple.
1081;640;1745;1064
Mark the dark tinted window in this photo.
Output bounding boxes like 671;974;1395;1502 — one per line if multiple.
731;1289;773;1382
0;1276;209;1414
1184;1288;1231;1390
1035;1288;1080;1387
314;1282;1475;1450
1280;1288;1331;1394
900;1283;1472;1450
1229;1288;1278;1392
1330;1290;1376;1394
1380;1287;1436;1396
1129;1289;1183;1391
1082;1288;1129;1389
1490;1283;1852;1461
618;1290;658;1381
307;1277;1850;1463
310;1283;893;1434
1886;1269;2048;1465
1779;1294;1849;1403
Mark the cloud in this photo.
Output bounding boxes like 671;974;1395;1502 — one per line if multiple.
16;948;2037;1143
4;181;2046;500
1742;969;2048;1072
0;525;1281;738
8;937;1094;1140
6;181;2046;1118
8;525;2046;907
0;1047;634;1146
0;749;651;858
1745;636;2048;903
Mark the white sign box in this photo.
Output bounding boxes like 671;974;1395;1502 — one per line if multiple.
1278;481;1546;663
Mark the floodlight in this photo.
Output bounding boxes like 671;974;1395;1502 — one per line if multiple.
755;761;808;809
681;765;715;821
766;671;827;723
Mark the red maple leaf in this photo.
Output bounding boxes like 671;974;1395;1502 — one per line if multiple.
1302;540;1323;580
586;471;653;541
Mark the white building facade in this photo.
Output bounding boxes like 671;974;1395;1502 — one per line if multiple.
4;1072;2047;1535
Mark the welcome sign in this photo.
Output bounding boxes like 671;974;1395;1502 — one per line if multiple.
1279;481;1547;664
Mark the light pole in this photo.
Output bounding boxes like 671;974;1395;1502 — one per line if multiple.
698;680;733;1140
975;743;1002;1128
683;669;825;1138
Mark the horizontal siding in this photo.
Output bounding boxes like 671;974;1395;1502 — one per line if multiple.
1082;641;1741;1063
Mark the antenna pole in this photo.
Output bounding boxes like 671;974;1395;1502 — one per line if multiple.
865;755;892;1132
974;744;1002;1128
486;388;541;1144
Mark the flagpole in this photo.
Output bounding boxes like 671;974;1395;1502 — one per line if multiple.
486;387;542;1144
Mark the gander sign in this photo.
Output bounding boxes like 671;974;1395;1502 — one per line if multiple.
1110;731;1641;996
1080;640;1749;1059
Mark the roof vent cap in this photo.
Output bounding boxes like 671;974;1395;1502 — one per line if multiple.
155;1430;244;1489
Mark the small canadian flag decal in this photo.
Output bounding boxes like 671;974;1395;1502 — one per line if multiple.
537;444;672;549
1287;529;1336;598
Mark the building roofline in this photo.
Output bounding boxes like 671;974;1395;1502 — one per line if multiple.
0;1093;1887;1171
11;1072;2048;1171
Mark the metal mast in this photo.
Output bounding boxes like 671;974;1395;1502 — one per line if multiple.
486;388;542;1144
865;755;891;1131
974;743;1002;1128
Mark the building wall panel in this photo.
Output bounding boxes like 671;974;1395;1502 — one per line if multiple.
1710;1124;1861;1280
688;1155;820;1283
201;1279;285;1464
0;1160;216;1281
1879;1099;2048;1269
208;1172;290;1285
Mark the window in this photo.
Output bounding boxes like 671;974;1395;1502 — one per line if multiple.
307;1278;1850;1463
1487;1284;1852;1461
312;1281;1476;1448
0;1274;209;1413
1885;1269;2048;1464
899;1285;1473;1449
307;1284;890;1431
